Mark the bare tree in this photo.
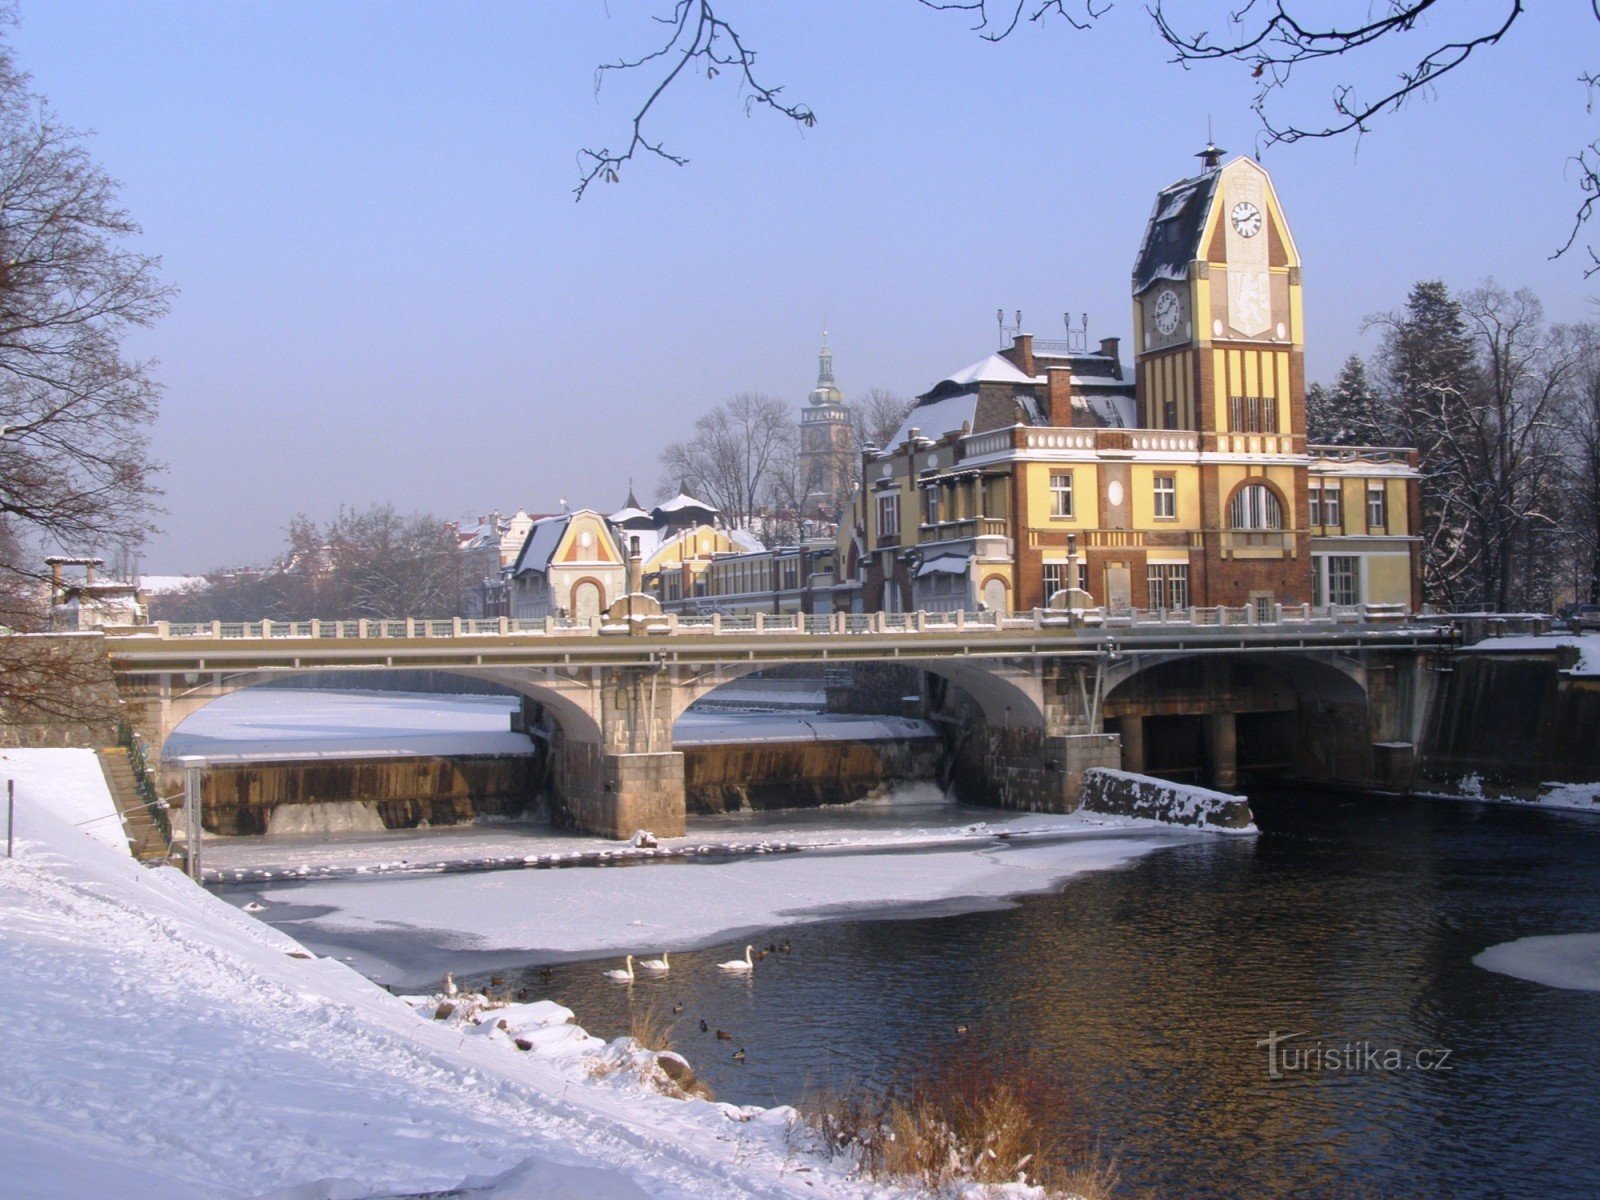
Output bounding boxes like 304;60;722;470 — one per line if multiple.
0;24;170;600
1373;280;1581;611
0;18;170;735
1561;323;1600;606
585;3;1600;267
658;392;795;533
152;505;462;622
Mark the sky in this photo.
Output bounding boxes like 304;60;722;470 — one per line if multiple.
10;2;1599;572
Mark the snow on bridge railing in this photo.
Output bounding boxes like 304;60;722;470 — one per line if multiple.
138;603;1430;641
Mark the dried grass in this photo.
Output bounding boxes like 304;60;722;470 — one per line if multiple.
627;1002;676;1054
801;1042;1122;1198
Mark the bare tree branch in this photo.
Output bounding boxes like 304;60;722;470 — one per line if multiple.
576;0;815;201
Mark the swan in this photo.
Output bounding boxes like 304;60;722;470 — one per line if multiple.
638;952;670;973
443;972;458;997
718;945;755;973
604;955;635;982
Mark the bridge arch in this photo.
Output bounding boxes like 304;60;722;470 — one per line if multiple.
128;665;607;764
1100;650;1372;787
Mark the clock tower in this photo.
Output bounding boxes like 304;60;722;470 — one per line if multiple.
1130;145;1311;609
1131;146;1304;438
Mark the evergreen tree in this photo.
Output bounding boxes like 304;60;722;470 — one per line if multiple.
1307;355;1388;446
1372;281;1482;608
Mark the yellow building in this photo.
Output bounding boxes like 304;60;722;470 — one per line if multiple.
840;147;1422;616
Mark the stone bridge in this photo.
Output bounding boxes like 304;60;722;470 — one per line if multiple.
100;607;1454;838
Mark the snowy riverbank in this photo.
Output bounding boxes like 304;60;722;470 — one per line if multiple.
1;748;1194;1199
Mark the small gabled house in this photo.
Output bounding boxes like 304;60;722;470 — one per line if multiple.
508;509;626;621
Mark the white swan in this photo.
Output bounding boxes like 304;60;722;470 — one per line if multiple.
443;972;458;997
604;955;635;983
717;945;755;973
638;952;670;973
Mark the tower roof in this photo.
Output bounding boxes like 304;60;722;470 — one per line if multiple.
808;330;844;407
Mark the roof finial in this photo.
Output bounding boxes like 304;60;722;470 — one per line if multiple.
1197;120;1224;171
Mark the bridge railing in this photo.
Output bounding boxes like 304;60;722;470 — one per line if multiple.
136;602;1431;642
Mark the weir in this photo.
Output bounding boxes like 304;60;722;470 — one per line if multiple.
74;608;1457;839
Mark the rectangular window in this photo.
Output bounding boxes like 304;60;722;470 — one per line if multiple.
924;485;941;527
1228;395;1278;433
1153;474;1177;520
877;493;900;540
1050;471;1075;518
1043;562;1068;600
1323;485;1343;530
1308;485;1323;528
1327;556;1360;606
1367;485;1388;531
1147;563;1190;609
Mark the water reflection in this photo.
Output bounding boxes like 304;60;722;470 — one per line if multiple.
490;794;1600;1200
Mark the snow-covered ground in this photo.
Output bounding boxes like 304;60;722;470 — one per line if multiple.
244;807;1178;989
2;748;1186;1200
1474;932;1600;992
1423;774;1600;814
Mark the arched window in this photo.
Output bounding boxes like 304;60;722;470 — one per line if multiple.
1228;484;1283;530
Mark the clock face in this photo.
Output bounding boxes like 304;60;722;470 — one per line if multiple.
1230;201;1263;238
1153;288;1182;336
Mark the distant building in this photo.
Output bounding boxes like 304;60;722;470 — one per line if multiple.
455;509;542;617
45;557;148;629
799;332;853;522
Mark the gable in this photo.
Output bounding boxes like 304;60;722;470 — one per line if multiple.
558;513;621;565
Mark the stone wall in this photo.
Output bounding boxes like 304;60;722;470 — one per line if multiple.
0;632;123;749
1080;767;1255;830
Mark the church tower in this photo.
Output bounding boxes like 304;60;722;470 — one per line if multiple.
799;332;853;522
1131;146;1311;608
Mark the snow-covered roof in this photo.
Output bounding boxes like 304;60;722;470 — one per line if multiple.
1133;167;1219;295
1072;393;1138;429
511;514;570;577
934;353;1035;391
915;554;970;578
654;492;718;515
137;575;206;595
608;506;653;527
883;394;979;452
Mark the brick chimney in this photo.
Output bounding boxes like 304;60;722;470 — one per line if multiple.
1099;337;1122;379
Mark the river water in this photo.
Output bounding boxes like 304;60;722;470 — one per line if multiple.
446;792;1600;1200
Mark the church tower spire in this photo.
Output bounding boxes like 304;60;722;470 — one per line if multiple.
810;327;842;406
799;325;851;524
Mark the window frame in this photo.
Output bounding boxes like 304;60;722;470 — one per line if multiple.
1153;473;1177;520
1366;484;1388;532
1049;471;1075;519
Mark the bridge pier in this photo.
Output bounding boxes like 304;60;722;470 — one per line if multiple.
1205;712;1238;790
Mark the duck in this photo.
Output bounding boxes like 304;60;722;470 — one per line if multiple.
718;945;755;973
671;1002;684;1014
604;955;635;983
732;1047;747;1063
955;1022;970;1035
638;952;670;973
777;939;792;954
716;1029;733;1040
699;1019;709;1033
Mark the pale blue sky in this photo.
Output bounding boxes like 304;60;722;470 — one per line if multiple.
11;3;1597;570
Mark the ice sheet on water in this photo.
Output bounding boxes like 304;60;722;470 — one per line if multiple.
1474;932;1600;992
